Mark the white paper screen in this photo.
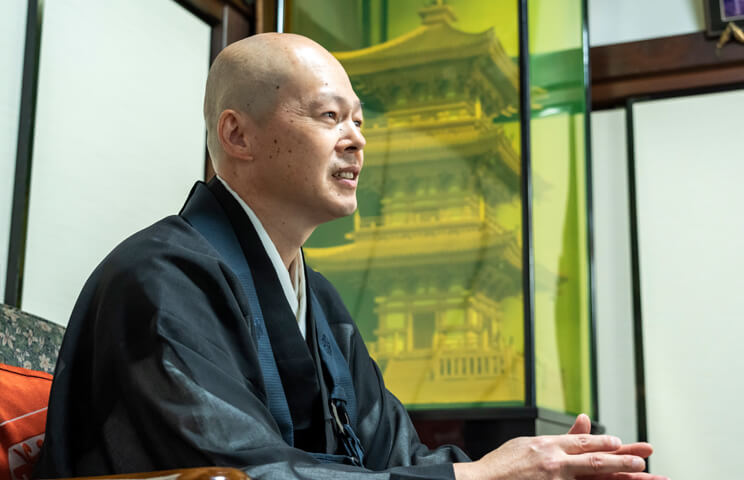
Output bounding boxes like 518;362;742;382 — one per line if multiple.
634;90;744;479
591;108;638;444
0;0;28;297
22;0;210;325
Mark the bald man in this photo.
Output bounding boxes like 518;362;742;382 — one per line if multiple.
35;34;664;480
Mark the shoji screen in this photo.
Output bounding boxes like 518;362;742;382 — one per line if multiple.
22;0;210;325
0;1;28;295
591;108;638;444
633;90;744;479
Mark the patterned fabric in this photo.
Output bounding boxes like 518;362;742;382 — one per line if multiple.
0;304;65;374
0;364;53;480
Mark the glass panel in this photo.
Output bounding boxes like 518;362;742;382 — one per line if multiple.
289;0;525;409
0;0;28;296
21;0;210;325
529;0;593;415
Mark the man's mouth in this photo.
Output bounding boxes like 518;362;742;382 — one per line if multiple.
333;171;356;180
331;166;360;182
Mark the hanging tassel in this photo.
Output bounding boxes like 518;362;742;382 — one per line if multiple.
717;22;744;51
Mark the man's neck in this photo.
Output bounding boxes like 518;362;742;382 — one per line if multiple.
252;211;304;270
217;175;313;270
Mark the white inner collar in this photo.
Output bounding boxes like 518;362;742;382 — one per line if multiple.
216;176;307;339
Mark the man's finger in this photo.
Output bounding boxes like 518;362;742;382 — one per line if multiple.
568;413;592;434
579;473;669;480
609;473;669;480
611;442;654;458
565;453;645;475
560;434;622;454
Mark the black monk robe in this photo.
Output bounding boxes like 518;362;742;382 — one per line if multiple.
34;178;470;480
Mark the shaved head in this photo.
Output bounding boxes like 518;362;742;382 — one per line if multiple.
203;33;345;170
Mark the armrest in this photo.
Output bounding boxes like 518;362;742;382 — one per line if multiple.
55;467;250;480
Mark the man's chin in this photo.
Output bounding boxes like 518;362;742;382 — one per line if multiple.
334;204;358;220
323;200;358;223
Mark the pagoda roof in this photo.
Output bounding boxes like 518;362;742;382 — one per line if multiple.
305;226;521;273
361;120;520;174
333;12;516;83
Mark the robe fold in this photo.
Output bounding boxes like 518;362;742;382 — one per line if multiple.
34;179;470;480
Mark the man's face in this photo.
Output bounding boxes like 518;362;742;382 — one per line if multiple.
247;48;365;228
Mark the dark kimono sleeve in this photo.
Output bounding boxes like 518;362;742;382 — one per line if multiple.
37;221;469;480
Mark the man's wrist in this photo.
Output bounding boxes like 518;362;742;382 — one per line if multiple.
453;461;479;480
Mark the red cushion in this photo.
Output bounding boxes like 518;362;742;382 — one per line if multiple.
0;364;52;480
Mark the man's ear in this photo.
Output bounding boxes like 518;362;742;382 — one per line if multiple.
217;109;253;160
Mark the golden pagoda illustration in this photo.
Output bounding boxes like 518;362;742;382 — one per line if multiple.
305;2;528;407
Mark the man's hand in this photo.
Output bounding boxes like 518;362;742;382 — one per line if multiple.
453;433;646;480
452;415;669;480
567;414;667;480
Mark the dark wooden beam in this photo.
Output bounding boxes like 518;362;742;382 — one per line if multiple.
175;0;252;24
255;0;278;33
205;4;252;180
210;5;252;61
178;0;255;181
591;31;744;109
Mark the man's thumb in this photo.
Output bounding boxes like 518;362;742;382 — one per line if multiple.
567;413;591;434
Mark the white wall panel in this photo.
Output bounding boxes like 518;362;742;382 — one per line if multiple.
22;0;210;325
590;108;638;444
0;0;28;297
589;0;704;46
634;90;744;479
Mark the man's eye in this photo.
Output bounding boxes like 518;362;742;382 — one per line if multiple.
323;112;337;120
354;120;363;128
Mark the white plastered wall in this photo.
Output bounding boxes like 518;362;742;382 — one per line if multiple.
588;0;705;46
21;0;210;325
633;90;744;479
0;0;28;296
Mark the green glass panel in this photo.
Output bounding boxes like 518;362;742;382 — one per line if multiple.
529;0;593;416
289;0;525;410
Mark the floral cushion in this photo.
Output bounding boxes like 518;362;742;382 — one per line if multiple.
0;305;65;374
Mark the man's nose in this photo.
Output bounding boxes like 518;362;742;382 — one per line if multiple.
338;122;366;153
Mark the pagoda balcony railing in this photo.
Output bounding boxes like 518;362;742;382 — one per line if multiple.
370;347;512;381
434;353;507;380
372;333;506;357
